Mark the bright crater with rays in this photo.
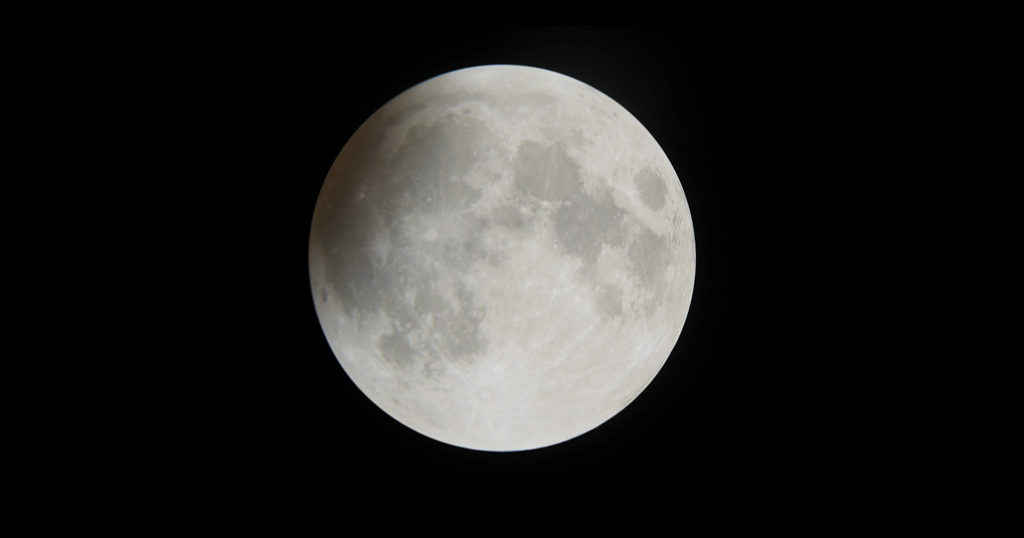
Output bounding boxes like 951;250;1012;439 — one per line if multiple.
309;65;695;451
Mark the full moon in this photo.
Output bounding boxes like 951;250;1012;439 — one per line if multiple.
309;65;695;451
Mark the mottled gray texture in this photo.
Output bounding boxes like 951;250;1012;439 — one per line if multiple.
635;169;667;210
513;141;581;201
552;187;627;264
309;65;695;451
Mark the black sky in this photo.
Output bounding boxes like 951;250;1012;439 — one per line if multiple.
130;22;876;513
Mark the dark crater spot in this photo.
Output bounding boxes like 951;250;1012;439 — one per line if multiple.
513;141;581;201
596;285;624;319
391;115;491;213
551;188;627;264
414;287;449;316
491;205;527;230
635;169;667;210
378;331;417;366
629;227;670;296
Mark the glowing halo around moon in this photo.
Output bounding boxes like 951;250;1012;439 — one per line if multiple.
309;65;695;451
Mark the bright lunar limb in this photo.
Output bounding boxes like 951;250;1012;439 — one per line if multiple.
309;65;695;451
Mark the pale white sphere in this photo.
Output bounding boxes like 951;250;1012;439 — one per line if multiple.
309;65;695;451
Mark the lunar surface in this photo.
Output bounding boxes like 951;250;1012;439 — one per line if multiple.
309;65;695;451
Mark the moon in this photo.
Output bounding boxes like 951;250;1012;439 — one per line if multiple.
309;65;695;451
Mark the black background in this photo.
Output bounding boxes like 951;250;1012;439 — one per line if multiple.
134;22;871;512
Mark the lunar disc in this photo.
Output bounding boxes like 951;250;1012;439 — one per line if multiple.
309;65;695;451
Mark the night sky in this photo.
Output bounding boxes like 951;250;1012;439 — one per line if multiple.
127;22;873;513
